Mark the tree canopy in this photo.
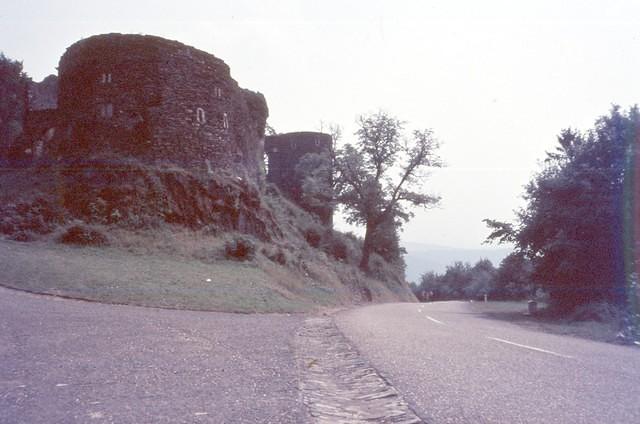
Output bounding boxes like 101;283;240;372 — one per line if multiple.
334;111;442;270
485;106;640;312
0;53;29;160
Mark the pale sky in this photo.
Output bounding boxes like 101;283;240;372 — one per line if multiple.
2;0;639;249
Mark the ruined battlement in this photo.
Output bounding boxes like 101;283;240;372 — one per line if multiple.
34;33;268;180
15;34;335;226
265;132;333;224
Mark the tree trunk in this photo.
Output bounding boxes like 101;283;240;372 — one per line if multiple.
359;220;375;270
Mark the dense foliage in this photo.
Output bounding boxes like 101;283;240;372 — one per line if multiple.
485;106;640;312
334;111;442;270
412;255;533;301
0;53;29;159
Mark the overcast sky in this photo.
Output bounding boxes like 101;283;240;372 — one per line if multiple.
2;0;639;250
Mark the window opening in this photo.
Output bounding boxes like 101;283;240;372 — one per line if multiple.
98;103;113;118
222;112;229;129
101;73;112;84
196;107;206;124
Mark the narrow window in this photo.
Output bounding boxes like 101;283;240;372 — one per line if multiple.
205;159;214;175
98;103;113;119
196;107;206;124
216;87;222;98
222;112;229;129
101;73;112;84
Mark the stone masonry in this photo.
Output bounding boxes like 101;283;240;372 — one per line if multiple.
30;33;268;181
265;131;333;224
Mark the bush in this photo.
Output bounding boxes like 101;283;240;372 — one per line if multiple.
303;225;322;248
321;231;359;263
58;224;109;246
224;235;256;261
269;248;287;265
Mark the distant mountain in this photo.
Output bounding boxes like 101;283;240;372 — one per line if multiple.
402;241;512;284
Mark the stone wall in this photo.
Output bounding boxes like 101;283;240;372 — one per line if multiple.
265;132;333;224
28;75;58;111
48;33;267;181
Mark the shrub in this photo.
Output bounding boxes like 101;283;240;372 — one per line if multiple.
269;248;287;265
303;225;322;248
58;224;109;246
224;235;256;261
321;231;360;263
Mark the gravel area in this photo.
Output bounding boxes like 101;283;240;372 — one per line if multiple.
0;287;308;423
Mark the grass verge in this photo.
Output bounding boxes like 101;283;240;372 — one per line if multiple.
0;239;317;313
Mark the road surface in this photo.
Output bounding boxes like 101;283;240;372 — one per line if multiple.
0;286;307;423
336;301;640;424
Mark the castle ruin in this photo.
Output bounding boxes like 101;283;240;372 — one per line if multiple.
18;33;333;225
265;132;333;224
26;33;268;181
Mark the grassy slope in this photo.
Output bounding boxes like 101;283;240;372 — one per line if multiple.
0;167;416;312
0;239;322;313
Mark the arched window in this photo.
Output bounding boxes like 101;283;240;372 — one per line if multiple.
222;112;229;129
196;107;206;124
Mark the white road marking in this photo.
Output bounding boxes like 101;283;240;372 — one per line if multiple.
487;336;574;359
425;315;445;325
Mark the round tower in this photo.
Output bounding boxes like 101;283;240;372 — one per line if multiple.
55;33;267;179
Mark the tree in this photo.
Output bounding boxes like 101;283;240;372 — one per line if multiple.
0;53;29;160
493;253;533;300
335;111;442;270
485;106;640;312
294;151;334;224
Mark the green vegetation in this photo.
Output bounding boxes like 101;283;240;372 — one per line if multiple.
412;255;533;301
334;111;442;270
482;106;639;342
0;164;416;312
0;53;29;160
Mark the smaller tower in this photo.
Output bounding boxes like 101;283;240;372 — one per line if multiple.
265;131;333;225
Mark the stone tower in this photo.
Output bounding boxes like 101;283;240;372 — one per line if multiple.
265;131;333;225
46;33;267;180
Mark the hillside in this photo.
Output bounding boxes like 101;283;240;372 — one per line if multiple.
0;164;415;312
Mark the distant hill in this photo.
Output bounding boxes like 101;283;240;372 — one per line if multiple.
403;242;512;284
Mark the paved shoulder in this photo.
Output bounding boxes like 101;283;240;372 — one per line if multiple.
0;287;307;423
336;302;640;424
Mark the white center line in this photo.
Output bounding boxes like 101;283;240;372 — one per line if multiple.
425;315;445;325
487;336;574;359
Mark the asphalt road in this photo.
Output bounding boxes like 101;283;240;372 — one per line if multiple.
0;287;307;424
336;301;640;424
